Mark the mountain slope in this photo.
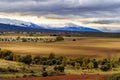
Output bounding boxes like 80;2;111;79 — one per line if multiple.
0;18;101;32
48;24;101;32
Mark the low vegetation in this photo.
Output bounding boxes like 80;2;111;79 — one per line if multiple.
106;73;120;80
0;49;120;79
0;36;65;43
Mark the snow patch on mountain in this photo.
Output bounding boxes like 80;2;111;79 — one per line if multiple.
0;18;45;29
0;18;31;27
0;18;101;32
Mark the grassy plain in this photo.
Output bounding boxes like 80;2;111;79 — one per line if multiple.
0;59;118;79
0;36;120;59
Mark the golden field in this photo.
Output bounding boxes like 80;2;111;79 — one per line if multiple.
0;36;120;59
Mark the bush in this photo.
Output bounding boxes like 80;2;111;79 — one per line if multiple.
72;39;76;41
58;65;65;72
93;61;98;69
30;70;34;73
22;38;27;42
5;55;13;61
23;74;27;78
54;66;58;71
42;61;47;65
42;71;48;77
68;61;75;67
55;36;64;41
18;55;32;65
0;50;14;60
43;67;46;71
48;53;55;60
53;65;65;72
100;64;110;71
33;56;41;64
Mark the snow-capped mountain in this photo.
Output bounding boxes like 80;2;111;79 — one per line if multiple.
0;18;44;29
47;23;101;32
0;18;102;32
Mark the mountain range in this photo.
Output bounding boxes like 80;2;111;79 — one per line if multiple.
0;18;102;32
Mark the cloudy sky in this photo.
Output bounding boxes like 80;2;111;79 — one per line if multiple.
0;0;120;30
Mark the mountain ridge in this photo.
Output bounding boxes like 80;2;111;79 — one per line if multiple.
0;18;101;32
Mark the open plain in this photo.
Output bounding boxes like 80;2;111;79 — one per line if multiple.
0;36;120;59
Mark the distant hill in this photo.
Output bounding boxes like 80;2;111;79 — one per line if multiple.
0;18;102;32
48;23;101;32
0;23;53;32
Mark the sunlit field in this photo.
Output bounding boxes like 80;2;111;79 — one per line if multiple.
0;36;120;59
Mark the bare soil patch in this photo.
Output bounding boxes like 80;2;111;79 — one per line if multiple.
1;74;110;80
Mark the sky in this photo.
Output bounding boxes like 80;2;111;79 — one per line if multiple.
0;0;120;31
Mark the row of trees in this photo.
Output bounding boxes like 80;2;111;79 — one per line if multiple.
0;36;64;42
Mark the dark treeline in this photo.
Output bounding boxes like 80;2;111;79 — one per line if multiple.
0;36;64;42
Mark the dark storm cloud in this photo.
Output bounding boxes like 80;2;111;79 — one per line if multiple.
83;20;120;24
0;0;120;18
94;20;120;24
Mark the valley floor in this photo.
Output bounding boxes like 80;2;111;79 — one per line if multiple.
0;36;120;59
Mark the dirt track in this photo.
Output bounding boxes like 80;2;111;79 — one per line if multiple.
2;74;110;80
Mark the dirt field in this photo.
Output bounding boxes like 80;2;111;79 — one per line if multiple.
0;37;120;59
2;74;110;80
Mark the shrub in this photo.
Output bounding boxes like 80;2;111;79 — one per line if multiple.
33;56;41;64
56;60;62;65
22;38;27;42
18;55;32;65
75;62;80;69
55;36;64;41
68;61;75;67
87;61;94;70
93;61;99;69
72;39;76;41
43;67;46;71
42;61;47;65
30;70;34;73
23;74;27;78
53;65;65;72
0;50;14;60
58;65;65;72
48;53;55;60
47;59;57;66
54;66;58;71
42;71;48;77
100;64;110;71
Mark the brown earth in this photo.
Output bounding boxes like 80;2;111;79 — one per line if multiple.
1;74;110;80
0;37;120;59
